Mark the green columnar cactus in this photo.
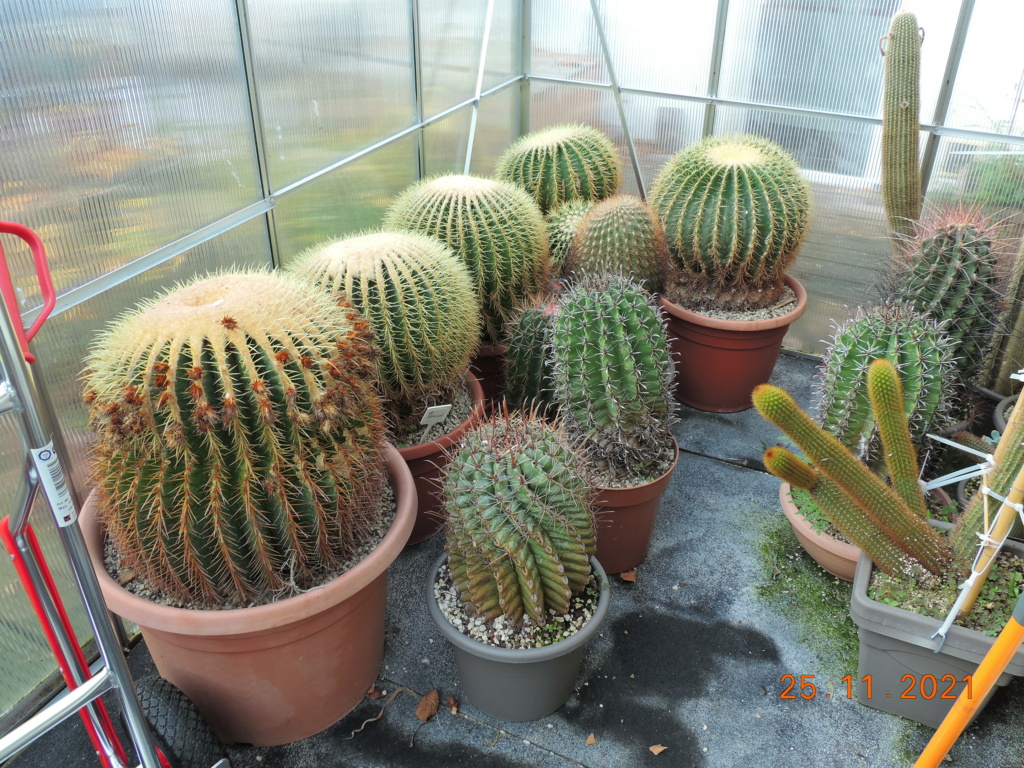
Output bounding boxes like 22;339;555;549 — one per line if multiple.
891;214;1002;384
442;410;597;624
649;134;811;311
988;236;1024;393
815;304;954;466
83;271;387;605
548;200;595;273
384;174;550;344
494;124;622;215
881;10;923;244
505;298;559;416
550;275;675;479
290;231;480;424
564;194;669;293
754;379;955;576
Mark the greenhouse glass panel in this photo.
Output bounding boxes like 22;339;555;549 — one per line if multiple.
418;0;489;116
468;88;520;176
621;96;705;192
530;0;609;86
908;0;966;123
423;107;473;176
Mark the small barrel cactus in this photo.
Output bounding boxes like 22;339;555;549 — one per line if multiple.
505;298;560;416
815;303;955;466
550;275;675;479
83;271;387;605
650;134;811;311
290;231;481;424
564;194;669;293
384;174;550;344
442;410;597;624
494;124;622;215
548;200;595;272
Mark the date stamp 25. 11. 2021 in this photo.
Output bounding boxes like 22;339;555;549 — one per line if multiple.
779;674;974;701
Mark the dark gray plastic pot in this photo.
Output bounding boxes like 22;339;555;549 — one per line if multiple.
849;522;1024;728
427;554;610;721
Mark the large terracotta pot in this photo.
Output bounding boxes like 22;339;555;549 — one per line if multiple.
779;482;860;582
659;275;807;412
81;444;417;747
469;343;507;403
399;372;486;545
593;439;678;574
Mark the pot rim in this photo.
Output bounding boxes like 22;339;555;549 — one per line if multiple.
658;274;807;333
396;370;486;461
595;436;679;494
778;482;861;558
81;442;417;637
426;554;610;663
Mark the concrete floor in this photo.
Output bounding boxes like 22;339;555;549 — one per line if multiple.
8;351;1024;768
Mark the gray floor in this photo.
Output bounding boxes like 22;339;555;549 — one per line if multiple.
9;351;1024;768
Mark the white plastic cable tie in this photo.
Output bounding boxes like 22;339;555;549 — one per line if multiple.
979;485;1024;514
926;433;994;461
1009;369;1024;382
931;573;979;647
921;461;994;491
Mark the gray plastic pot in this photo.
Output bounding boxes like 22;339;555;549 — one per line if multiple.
849;522;1024;728
427;554;610;721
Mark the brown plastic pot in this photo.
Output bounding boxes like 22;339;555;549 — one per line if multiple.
469;343;507;403
779;482;860;582
399;372;486;545
593;438;678;574
81;443;417;747
659;275;807;412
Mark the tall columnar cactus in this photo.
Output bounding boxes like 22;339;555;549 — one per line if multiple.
384;174;550;344
505;298;559;416
83;271;387;605
494;124;622;215
548;200;595;272
890;213;1003;384
550;275;675;479
565;194;669;293
987;236;1024;394
815;303;955;466
881;10;923;244
442;410;597;624
290;231;480;423
754;364;956;577
649;134;811;311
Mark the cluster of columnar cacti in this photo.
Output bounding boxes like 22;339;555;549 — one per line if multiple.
881;10;923;244
815;303;955;466
755;359;956;577
83;271;387;605
985;236;1024;394
547;200;594;272
384;174;550;344
564;195;669;293
290;231;480;425
550;275;675;479
494;124;622;215
649;134;811;311
505;298;560;416
890;213;1002;384
442;410;597;624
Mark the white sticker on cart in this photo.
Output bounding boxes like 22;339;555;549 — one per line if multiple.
30;442;77;527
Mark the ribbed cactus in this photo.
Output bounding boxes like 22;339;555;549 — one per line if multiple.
550;275;675;479
290;231;480;425
891;213;1002;384
815;304;955;466
505;298;559;416
548;200;595;272
564;194;669;293
881;10;923;244
494;124;622;215
987;236;1024;394
442;410;597;624
83;271;387;605
649;134;811;311
754;364;955;577
384;174;550;344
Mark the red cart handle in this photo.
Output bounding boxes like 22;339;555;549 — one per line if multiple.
0;222;56;364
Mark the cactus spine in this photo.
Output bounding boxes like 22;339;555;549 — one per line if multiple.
505;298;559;416
565;194;669;293
548;200;595;273
83;271;387;605
442;410;597;624
384;174;550;344
649;134;811;311
881;10;922;244
494;124;622;215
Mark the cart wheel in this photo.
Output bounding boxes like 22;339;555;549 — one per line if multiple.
135;675;227;768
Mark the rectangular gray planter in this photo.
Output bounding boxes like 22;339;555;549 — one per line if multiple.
849;525;1024;728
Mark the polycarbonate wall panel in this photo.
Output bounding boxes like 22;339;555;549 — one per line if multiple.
530;0;609;85
909;0;969;123
621;97;705;192
0;0;261;312
423;108;473;176
247;0;414;191
419;0;491;115
482;0;519;92
468;88;520;176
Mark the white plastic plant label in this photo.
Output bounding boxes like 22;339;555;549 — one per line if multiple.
420;404;452;428
30;442;76;527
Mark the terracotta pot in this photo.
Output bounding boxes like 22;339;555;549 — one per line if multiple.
399;372;486;545
593;439;678;574
779;482;860;582
659;275;807;412
469;343;507;403
81;443;417;747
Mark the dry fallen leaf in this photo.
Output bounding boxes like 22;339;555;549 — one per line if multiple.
619;569;638;583
447;695;458;715
649;744;667;755
586;733;596;745
416;689;439;722
365;685;385;701
117;569;136;586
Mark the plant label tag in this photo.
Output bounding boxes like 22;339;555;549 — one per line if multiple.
420;404;452;427
30;441;77;527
